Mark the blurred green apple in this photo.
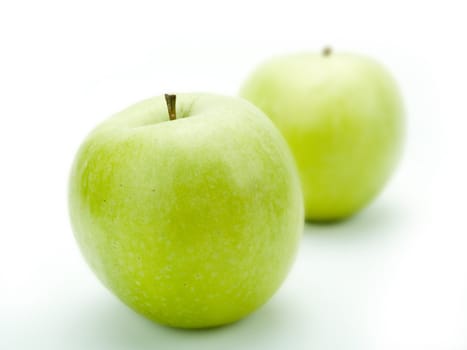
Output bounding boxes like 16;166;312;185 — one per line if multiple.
240;48;404;221
68;93;303;328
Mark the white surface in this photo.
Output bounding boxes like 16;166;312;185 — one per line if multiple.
1;0;466;349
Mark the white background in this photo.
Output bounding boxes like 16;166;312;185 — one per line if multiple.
1;0;466;349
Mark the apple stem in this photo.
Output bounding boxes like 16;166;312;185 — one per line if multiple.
322;46;332;57
164;94;177;121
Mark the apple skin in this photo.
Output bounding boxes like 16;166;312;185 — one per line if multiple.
68;93;303;328
240;51;404;221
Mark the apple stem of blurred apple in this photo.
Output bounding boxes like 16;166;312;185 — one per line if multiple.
322;46;332;57
164;94;177;120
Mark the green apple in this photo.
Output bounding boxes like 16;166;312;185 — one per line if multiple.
240;48;404;221
68;93;303;328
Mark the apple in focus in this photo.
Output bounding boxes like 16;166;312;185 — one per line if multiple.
68;93;303;328
240;48;405;221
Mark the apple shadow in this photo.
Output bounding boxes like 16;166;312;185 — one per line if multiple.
60;202;405;350
303;199;408;242
63;293;309;350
